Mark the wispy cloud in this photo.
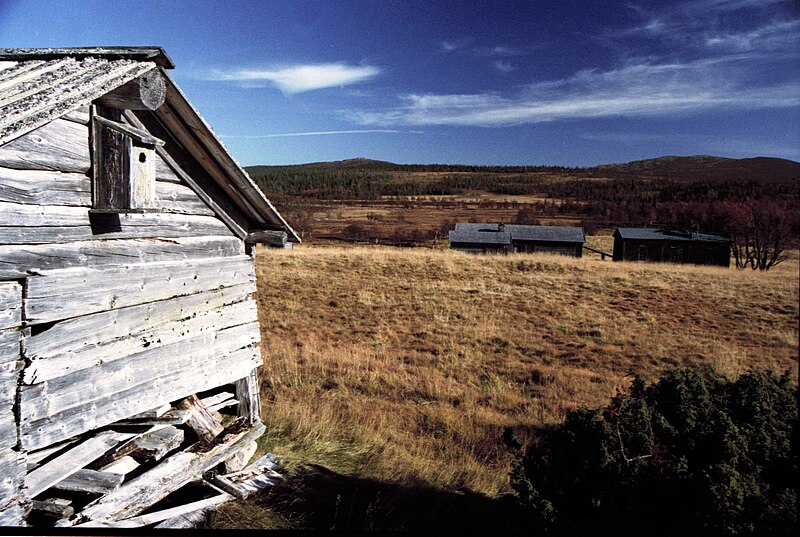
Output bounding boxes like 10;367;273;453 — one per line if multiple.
475;45;522;57
439;39;470;52
221;129;421;138
210;63;381;94
494;60;515;73
348;58;800;127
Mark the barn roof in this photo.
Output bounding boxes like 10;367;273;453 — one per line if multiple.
0;47;299;243
615;228;728;242
449;229;511;245
453;223;585;243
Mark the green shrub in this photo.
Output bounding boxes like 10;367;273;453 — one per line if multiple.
506;368;797;535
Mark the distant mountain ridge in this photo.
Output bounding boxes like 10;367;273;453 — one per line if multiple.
246;155;800;182
595;155;800;182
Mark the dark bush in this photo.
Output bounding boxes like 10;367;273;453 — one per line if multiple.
506;368;797;535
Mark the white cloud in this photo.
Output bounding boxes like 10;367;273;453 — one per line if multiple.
212;63;381;94
221;129;420;138
439;39;470;52
494;60;515;73
348;59;800;127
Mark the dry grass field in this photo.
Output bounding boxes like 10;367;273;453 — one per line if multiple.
240;245;797;505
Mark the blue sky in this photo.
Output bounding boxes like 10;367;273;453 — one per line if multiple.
1;0;798;166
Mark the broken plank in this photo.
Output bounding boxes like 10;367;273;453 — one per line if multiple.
25;430;134;498
31;499;74;519
52;469;124;495
68;421;266;524
128;426;184;462
25;254;256;323
82;492;233;528
113;409;191;427
128;403;171;420
97;456;140;476
176;395;224;443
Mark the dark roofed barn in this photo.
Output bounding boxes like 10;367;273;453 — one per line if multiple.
613;228;730;267
449;223;584;256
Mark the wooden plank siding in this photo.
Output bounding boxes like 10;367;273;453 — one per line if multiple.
0;286;25;524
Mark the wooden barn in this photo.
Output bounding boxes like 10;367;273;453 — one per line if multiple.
0;47;298;527
612;228;730;267
449;223;584;256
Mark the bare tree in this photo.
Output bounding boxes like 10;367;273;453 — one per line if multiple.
727;201;792;271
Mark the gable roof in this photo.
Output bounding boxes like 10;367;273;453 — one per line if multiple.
615;228;728;242
0;47;299;243
449;229;511;245
453;223;585;243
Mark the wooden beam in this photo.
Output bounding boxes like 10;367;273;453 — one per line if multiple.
94;115;164;145
246;229;287;246
176;395;224;443
98;70;167;111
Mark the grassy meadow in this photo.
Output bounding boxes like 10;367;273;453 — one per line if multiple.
214;244;798;528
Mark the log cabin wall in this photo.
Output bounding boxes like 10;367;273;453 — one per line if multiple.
0;104;264;518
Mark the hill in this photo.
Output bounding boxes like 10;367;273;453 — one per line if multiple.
246;155;800;182
214;245;799;529
595;155;800;182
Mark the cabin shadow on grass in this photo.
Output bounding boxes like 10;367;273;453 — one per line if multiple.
211;464;530;531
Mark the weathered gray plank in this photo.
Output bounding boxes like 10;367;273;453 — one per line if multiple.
0;118;89;173
92;492;232;528
52;468;124;495
0;235;244;280
25;430;134;498
97;456;140;476
62;105;90;125
0;449;26;501
22;322;260;420
155;153;181;183
235;369;262;424
0;282;22;330
0;166;90;206
25;254;255;323
68;421;266;524
0;207;233;245
0;327;21;362
156;181;214;216
20;345;261;450
128;426;184;462
24;288;256;383
31;499;74;519
0;499;26;526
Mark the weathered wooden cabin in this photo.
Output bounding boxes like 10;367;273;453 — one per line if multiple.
449;223;584;256
612;228;730;266
0;47;299;527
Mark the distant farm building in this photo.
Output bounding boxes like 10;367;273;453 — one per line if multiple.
449;223;584;256
613;228;730;267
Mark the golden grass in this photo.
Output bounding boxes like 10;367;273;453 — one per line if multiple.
251;245;799;497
